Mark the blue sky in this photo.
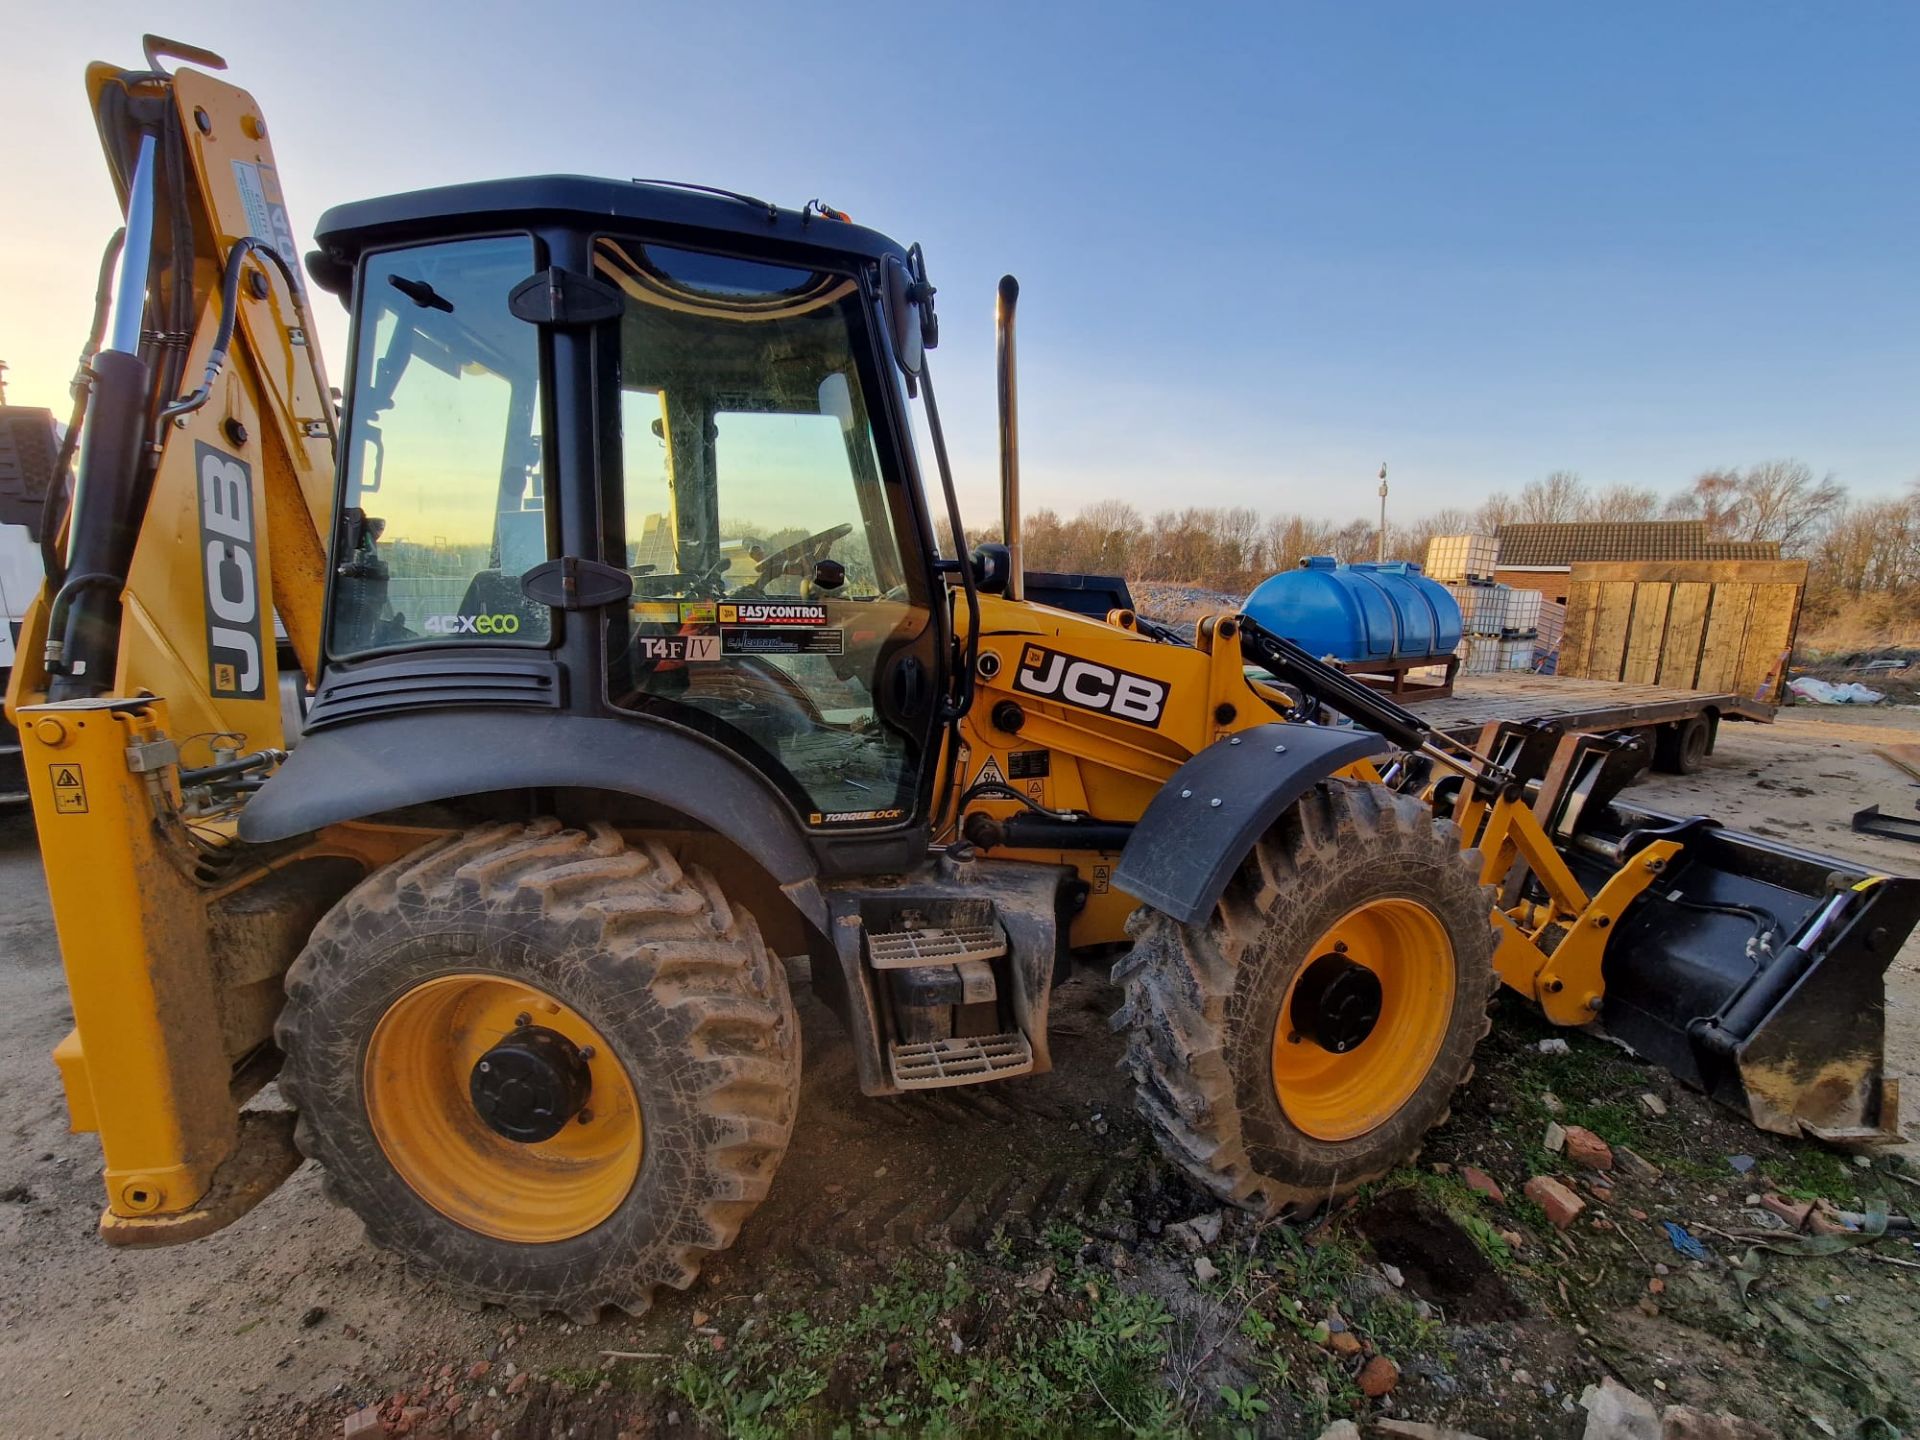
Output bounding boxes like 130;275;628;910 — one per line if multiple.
3;2;1916;526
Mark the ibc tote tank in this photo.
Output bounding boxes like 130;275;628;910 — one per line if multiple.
1243;557;1464;663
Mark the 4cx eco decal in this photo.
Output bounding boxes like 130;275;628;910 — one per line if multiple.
195;443;266;699
1012;644;1167;727
423;613;522;636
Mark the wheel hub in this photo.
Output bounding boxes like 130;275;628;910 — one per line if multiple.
1289;953;1384;1054
469;1026;593;1143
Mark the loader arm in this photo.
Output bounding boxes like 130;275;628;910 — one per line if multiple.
1236;615;1918;1145
3;39;356;1243
8;40;335;739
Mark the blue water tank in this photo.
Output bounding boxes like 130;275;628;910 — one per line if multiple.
1243;557;1463;663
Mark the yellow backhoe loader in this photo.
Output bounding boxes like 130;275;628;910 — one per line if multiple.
11;38;1914;1318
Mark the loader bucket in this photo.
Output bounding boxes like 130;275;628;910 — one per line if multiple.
1564;799;1920;1146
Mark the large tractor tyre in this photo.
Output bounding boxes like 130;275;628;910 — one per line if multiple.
1114;780;1496;1215
276;819;800;1321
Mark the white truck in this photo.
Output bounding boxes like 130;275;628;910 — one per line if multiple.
0;405;56;804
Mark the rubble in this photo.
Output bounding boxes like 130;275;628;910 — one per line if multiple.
1580;1377;1660;1439
1660;1405;1778;1439
1525;1174;1587;1230
1357;1354;1400;1397
1563;1126;1613;1171
1459;1164;1506;1204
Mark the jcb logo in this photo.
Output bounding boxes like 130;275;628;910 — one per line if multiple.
196;443;264;699
1012;644;1167;727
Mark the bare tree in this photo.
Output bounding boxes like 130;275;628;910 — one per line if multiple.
1516;470;1589;524
1666;461;1844;552
1475;492;1518;531
1584;484;1660;523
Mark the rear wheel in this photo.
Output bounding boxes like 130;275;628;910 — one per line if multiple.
1114;780;1495;1213
277;819;800;1320
1653;715;1712;774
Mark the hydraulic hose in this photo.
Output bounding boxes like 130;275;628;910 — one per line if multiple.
44;228;127;588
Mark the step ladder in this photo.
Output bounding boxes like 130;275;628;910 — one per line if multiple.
865;920;1034;1091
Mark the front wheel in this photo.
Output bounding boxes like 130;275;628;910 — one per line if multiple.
1113;780;1495;1213
276;819;800;1320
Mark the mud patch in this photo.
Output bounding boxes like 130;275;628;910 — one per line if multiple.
1353;1187;1525;1322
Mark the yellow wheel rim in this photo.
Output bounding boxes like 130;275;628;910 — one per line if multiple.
1270;899;1456;1142
364;973;642;1243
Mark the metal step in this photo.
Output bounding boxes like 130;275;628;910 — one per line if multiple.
866;922;1007;970
0;791;28;807
889;1031;1033;1090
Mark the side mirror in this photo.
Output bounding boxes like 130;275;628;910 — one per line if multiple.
883;244;938;379
882;255;923;377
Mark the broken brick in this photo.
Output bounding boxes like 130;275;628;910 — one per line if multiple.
1357;1354;1399;1397
1459;1165;1506;1205
1525;1174;1587;1230
1562;1125;1614;1171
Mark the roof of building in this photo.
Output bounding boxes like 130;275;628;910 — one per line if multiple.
1494;521;1780;567
0;406;58;539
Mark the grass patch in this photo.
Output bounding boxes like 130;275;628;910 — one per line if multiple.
671;1256;1183;1439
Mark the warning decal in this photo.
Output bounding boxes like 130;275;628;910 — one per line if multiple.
49;763;87;815
972;755;1007;790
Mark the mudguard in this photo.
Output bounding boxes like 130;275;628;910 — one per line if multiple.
237;710;827;927
1111;722;1389;926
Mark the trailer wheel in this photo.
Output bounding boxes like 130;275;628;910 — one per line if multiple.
1654;715;1712;774
1113;780;1496;1214
276;819;799;1321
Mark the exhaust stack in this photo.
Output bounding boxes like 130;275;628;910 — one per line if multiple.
995;275;1022;602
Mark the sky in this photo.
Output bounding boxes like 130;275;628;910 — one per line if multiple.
3;1;1917;530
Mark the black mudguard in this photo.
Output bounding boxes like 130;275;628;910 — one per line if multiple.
1111;722;1389;926
238;710;828;927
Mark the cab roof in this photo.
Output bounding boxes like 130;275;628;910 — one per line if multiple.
309;174;911;294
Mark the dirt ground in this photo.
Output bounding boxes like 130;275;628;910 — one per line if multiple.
0;702;1917;1440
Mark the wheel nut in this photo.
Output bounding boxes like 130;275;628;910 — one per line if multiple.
515;1012;532;1028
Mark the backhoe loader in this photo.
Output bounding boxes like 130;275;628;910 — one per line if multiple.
11;38;1915;1318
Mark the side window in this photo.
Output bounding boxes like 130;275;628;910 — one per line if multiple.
330;235;547;656
599;237;928;827
710;410;896;597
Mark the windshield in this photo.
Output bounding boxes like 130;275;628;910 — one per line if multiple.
597;238;930;825
329;234;547;656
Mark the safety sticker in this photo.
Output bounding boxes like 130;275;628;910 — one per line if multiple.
972;755;1007;789
1092;864;1111;895
48;763;87;816
637;633;722;662
719;601;828;627
723;628;843;656
679;600;718;623
1007;749;1050;779
631;600;680;625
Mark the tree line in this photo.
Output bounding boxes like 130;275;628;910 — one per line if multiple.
950;462;1918;624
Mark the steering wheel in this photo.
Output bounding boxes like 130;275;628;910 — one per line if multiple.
755;523;853;589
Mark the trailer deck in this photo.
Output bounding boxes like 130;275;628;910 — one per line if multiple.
1416;672;1773;750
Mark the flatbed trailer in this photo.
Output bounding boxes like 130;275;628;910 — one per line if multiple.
1414;672;1774;774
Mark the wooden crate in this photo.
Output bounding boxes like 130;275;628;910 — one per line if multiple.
1559;560;1807;699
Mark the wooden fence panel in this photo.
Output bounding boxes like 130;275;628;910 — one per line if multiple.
1559;560;1805;696
1585;581;1638;681
1695;584;1755;691
1659;582;1713;686
1621;584;1671;684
